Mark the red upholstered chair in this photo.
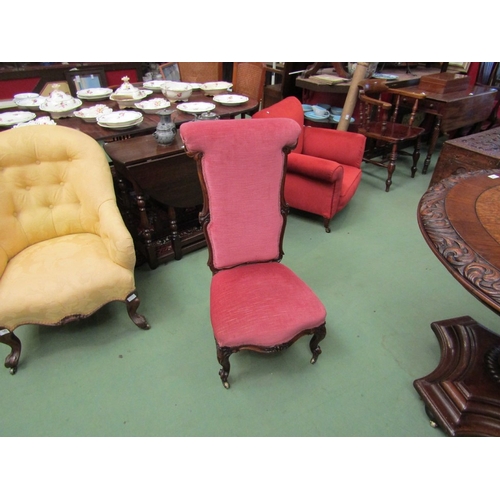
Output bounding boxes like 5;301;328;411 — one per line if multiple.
253;96;366;232
180;118;327;389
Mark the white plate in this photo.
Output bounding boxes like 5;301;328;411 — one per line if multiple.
213;94;249;106
110;89;152;102
97;116;144;130
0;111;37;126
97;110;143;126
200;81;233;95
77;88;113;100
135;98;170;113
177;102;216;114
187;83;201;90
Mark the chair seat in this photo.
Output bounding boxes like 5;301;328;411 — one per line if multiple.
210;262;326;348
0;233;135;330
359;122;425;143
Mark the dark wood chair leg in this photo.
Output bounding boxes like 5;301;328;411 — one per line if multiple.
323;218;331;233
411;137;421;178
385;145;398;192
0;329;22;374
309;323;327;364
216;344;232;389
126;291;150;330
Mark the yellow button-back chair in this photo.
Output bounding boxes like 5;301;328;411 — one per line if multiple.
0;125;150;374
181;118;327;389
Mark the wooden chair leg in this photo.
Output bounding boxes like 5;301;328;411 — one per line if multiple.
323;218;331;233
126;291;151;330
0;329;22;374
216;344;232;389
386;145;398;192
309;323;327;364
411;137;421;178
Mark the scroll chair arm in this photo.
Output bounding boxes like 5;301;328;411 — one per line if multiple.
97;200;136;270
302;127;366;167
288;153;344;184
358;94;392;110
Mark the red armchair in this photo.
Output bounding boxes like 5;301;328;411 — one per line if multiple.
253;96;366;232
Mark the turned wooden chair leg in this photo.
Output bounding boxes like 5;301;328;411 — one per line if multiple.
0;329;22;374
126;291;151;330
323;218;331;233
411;137;421;178
309;323;327;364
385;145;398;192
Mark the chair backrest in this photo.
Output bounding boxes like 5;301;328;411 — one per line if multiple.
177;62;223;83
180;118;301;272
0;125;116;262
232;62;267;103
252;96;305;153
358;78;425;131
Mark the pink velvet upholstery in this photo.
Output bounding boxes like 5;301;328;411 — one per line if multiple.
180;118;327;388
253;96;366;232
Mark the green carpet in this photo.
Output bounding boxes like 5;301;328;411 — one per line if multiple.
2;137;499;438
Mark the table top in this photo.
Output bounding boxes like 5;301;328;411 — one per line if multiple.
295;66;445;94
401;83;497;103
418;169;500;314
0;88;259;142
442;127;500;158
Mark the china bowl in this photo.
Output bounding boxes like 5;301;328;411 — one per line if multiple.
15;96;46;110
200;81;233;96
161;82;192;102
39;86;82;119
74;104;113;123
14;92;39;101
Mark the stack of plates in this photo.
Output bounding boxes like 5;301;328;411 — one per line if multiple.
97;110;143;130
77;88;113;101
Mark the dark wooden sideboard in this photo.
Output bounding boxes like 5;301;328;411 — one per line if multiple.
104;134;205;269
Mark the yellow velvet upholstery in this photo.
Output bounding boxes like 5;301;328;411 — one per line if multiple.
0;125;149;373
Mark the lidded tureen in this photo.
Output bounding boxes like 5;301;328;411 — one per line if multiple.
110;76;152;109
39;84;82;119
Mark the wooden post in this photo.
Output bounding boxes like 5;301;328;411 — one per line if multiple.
336;62;368;132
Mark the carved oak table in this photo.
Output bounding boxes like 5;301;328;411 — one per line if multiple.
415;169;500;436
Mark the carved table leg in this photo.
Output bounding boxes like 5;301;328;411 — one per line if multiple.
0;329;22;374
414;316;500;436
168;205;182;260
411;137;421;178
385;145;398;192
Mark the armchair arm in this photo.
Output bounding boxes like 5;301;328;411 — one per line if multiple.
97;200;136;270
288;152;344;184
302;127;366;168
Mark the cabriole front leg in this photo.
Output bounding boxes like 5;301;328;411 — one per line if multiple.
0;329;21;375
126;291;151;330
216;344;232;389
309;323;327;364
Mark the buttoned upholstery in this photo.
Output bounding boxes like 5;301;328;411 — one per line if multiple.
253;96;366;232
181;118;327;389
0;125;149;374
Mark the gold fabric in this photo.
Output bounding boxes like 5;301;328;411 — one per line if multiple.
0;125;136;331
